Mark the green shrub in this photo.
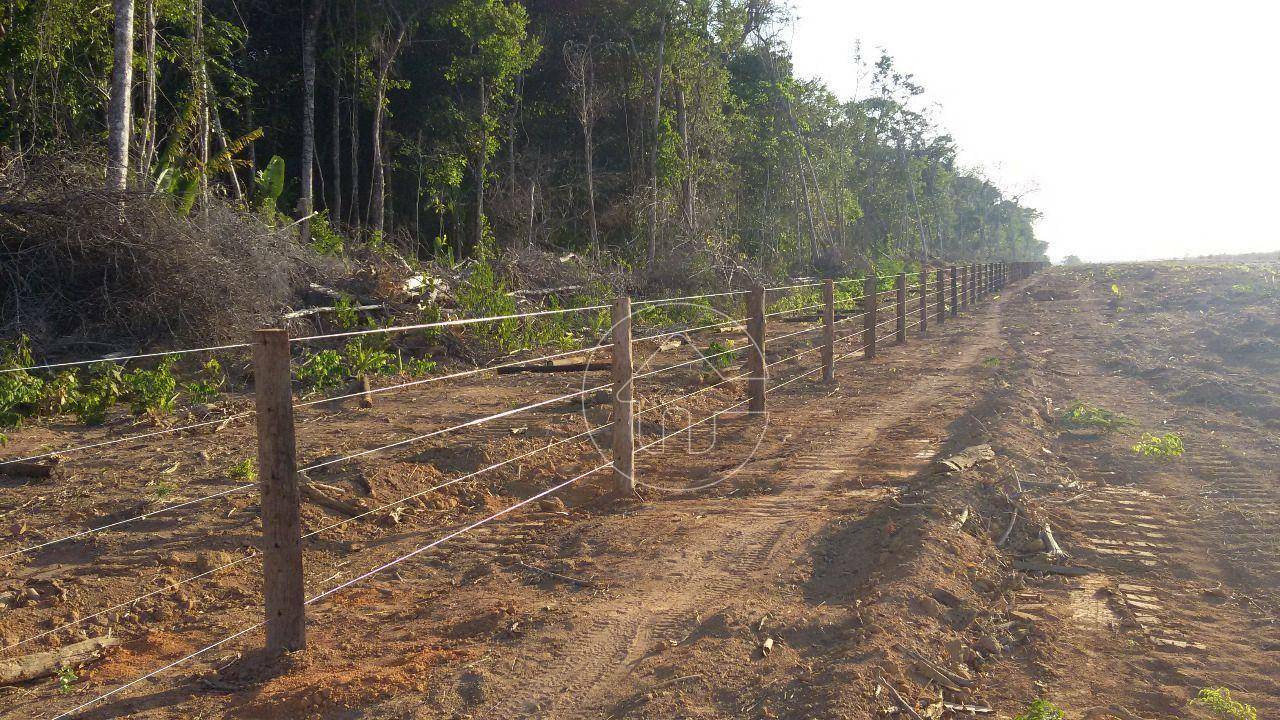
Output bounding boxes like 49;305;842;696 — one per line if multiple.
183;359;225;404
67;363;123;425
343;337;397;377
1014;700;1065;720
1061;401;1132;432
401;356;438;376
309;210;345;255
39;370;80;415
298;349;345;391
121;357;179;417
1133;432;1184;458
1192;687;1256;720
456;261;521;351
0;335;45;429
702;339;738;370
334;294;361;330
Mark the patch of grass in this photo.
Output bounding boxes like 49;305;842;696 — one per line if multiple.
982;357;1001;368
229;457;257;483
1192;687;1256;720
150;480;176;500
342;337;397;377
1061;401;1132;432
1014;700;1065;720
1133;432;1184;458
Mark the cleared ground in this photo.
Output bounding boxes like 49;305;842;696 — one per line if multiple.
2;263;1277;719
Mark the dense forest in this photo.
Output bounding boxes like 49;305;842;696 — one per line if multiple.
0;0;1046;282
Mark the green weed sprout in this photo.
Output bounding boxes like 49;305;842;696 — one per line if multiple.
702;339;738;370
122;356;179;417
1133;432;1184;458
1192;687;1256;720
1061;402;1132;432
57;665;76;692
1014;700;1065;720
229;458;257;483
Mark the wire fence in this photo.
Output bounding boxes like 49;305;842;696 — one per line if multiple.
0;262;1046;718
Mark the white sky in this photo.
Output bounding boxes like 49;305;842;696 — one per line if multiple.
788;1;1280;263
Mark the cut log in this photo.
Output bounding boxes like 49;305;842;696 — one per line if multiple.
0;636;120;685
359;375;374;408
936;444;995;473
297;474;366;517
496;361;610;374
0;459;59;479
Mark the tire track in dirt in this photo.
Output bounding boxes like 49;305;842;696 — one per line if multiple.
479;301;1013;719
996;268;1280;715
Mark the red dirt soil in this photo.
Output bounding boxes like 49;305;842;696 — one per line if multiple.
3;263;1278;719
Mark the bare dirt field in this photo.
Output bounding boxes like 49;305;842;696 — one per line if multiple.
3;263;1278;719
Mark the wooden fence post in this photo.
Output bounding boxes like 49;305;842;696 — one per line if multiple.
747;286;766;414
971;264;977;304
936;268;945;324
822;279;835;383
611;297;634;495
253;328;306;655
950;266;958;317
895;273;907;344
863;275;878;359
918;269;928;334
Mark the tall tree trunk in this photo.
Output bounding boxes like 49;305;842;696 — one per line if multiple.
138;0;156;179
298;0;323;243
106;0;135;191
193;0;209;212
369;25;407;238
645;18;666;266
675;81;693;231
330;69;342;225
471;75;488;253
210;103;243;202
348;57;360;227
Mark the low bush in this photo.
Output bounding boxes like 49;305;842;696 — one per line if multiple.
1193;687;1256;720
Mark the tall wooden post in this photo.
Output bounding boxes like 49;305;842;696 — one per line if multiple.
970;265;977;304
895;273;907;344
950;266;959;317
747;286;766;414
611;297;635;495
253;329;306;655
863;275;878;359
936;268;946;324
918;269;928;334
821;279;835;383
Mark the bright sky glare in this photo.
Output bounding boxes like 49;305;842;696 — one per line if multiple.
788;1;1280;263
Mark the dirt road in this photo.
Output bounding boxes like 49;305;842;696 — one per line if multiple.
5;263;1278;719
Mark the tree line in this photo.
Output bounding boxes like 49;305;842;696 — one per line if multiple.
0;0;1047;278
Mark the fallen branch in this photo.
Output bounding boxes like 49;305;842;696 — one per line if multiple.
516;562;598;587
297;473;366;517
876;675;925;720
997;508;1019;547
900;646;974;689
0;636;120;685
283;303;384;320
